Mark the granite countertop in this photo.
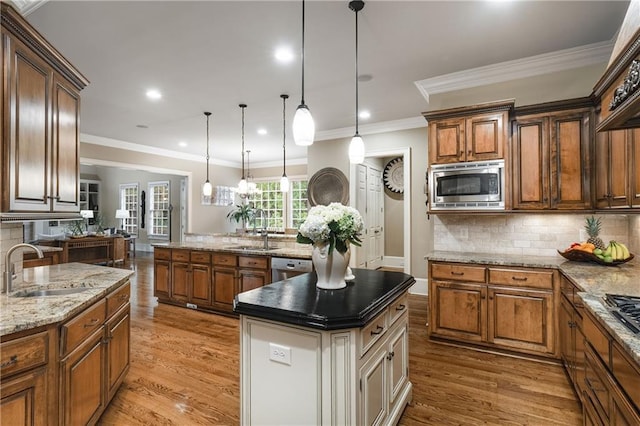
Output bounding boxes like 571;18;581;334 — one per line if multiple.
1;263;134;336
234;269;415;330
155;241;312;260
426;251;640;364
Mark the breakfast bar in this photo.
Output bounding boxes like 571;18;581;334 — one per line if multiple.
234;269;415;426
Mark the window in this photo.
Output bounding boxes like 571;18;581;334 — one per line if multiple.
119;183;139;235
251;179;307;230
149;181;170;239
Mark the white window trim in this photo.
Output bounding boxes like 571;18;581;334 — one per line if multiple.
119;183;139;236
252;175;307;229
148;180;171;240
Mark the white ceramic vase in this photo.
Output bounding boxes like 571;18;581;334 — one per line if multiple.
312;243;350;290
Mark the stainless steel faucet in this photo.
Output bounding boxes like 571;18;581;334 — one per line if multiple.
4;243;43;293
261;228;269;250
252;208;269;249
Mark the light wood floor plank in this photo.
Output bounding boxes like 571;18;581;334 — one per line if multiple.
98;253;582;425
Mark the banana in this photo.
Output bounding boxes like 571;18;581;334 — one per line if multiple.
603;244;612;257
617;242;630;260
610;241;619;260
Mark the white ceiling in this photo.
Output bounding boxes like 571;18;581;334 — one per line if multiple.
24;0;630;167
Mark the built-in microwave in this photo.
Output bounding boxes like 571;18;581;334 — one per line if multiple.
429;160;505;210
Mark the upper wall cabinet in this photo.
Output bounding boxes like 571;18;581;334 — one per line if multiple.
595;128;640;209
511;99;593;211
1;4;89;219
423;100;514;165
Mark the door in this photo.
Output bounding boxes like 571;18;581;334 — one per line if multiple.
154;259;170;299
360;346;388;426
0;369;47;425
367;166;383;270
511;116;550;209
428;118;465;164
387;323;408;406
239;269;268;293
632;128;640;207
465;111;505;162
355;164;367;268
431;281;486;342
213;267;236;311
171;262;189;302
191;264;212;305
106;306;130;402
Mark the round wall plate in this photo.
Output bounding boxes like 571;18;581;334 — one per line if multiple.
383;157;404;193
308;167;349;206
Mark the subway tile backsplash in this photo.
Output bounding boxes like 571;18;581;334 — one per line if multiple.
434;214;639;257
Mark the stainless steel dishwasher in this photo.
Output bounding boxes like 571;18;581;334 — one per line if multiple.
271;257;313;282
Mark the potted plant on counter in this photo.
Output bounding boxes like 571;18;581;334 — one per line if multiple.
227;204;254;233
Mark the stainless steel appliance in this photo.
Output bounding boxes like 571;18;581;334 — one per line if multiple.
271;257;313;282
429;159;505;210
603;294;640;334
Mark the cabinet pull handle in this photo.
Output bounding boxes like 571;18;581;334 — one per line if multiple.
84;318;100;328
1;355;18;368
387;351;395;361
396;304;406;311
460;151;464;157
450;271;464;276
371;325;384;336
118;294;128;301
511;276;528;281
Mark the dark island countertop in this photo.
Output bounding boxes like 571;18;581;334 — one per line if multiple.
233;269;415;330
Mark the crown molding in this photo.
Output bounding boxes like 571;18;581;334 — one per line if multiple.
317;116;426;141
415;40;614;103
9;0;49;16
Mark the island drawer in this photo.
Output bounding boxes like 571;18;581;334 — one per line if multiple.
360;311;388;357
190;251;211;264
171;249;190;262
213;253;237;267
1;331;49;377
107;282;130;318
239;256;268;270
431;263;485;283
389;294;408;326
154;247;171;260
488;268;553;289
60;298;106;356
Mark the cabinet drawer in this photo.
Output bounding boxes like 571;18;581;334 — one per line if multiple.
583;311;610;366
360;311;388;357
431;263;485;283
190;251;211;264
154;247;171;260
61;298;106;356
107;282;130;318
612;343;640;409
239;256;268;270
1;331;49;377
171;249;190;262
389;294;408;326
213;253;237;267
488;268;553;289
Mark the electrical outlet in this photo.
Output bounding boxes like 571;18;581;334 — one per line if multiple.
269;343;291;365
186;303;197;309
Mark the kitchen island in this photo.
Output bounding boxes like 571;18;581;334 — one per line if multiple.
234;268;415;426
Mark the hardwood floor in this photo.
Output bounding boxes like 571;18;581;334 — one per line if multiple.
98;253;582;425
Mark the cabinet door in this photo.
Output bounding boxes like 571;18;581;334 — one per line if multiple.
191;264;212;306
488;287;554;355
428;118;465;164
213;267;237;310
360;345;388;426
387;322;408;406
631;128;640;207
559;296;575;377
60;327;106;426
430;281;486;342
51;74;80;212
549;111;591;209
465;111;505;162
239;269;268;293
154;260;171;299
596;130;631;208
106;305;130;403
5;36;52;212
511;116;550;209
171;262;189;302
0;368;47;426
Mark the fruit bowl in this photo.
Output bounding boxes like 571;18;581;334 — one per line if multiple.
557;249;634;266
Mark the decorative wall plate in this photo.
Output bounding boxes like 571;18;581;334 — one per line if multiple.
308;167;349;206
383;157;404;193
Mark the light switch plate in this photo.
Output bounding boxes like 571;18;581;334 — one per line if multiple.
269;343;291;365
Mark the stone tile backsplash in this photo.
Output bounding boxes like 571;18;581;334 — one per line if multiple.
434;214;639;257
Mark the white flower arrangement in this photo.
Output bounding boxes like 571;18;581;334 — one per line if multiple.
297;202;364;254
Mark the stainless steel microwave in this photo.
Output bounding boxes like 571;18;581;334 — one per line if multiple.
429;160;505;210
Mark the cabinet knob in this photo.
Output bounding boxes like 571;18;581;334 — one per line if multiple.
370;325;384;336
0;355;18;369
83;318;100;328
387;351;395;361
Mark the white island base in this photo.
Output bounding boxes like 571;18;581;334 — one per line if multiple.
239;291;412;426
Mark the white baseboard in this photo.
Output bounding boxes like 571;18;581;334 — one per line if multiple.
408;278;428;296
382;256;404;268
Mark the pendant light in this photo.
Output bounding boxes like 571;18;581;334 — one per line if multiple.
348;0;365;164
202;111;213;197
292;0;315;146
280;94;290;193
237;104;248;197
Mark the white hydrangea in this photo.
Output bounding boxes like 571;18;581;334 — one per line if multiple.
297;202;364;248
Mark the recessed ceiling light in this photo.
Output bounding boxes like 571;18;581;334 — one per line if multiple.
275;47;294;63
257;128;268;135
178;141;187;147
359;110;371;119
136;124;149;129
358;74;373;83
146;89;162;100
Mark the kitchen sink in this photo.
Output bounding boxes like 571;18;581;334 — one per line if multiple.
13;287;91;297
224;245;279;252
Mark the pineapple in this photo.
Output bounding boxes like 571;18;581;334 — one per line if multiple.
585;216;606;250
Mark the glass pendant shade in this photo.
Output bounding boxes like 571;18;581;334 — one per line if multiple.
292;105;315;146
237;178;248;195
349;134;365;164
202;180;213;197
280;175;290;193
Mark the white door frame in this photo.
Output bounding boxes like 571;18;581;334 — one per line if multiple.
349;147;411;275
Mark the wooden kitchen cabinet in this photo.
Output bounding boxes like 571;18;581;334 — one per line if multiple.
429;261;558;358
511;100;592;210
171;249;212;307
595;128;640;209
1;4;88;215
238;255;270;293
559;276;585;403
424;100;513;165
153;247;171;300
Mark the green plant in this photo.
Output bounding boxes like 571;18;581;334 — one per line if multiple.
227;204;254;229
93;212;106;234
66;220;85;236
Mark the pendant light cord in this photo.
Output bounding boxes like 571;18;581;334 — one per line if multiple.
240;104;246;179
205;111;211;181
354;5;359;135
281;94;288;176
301;0;306;105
